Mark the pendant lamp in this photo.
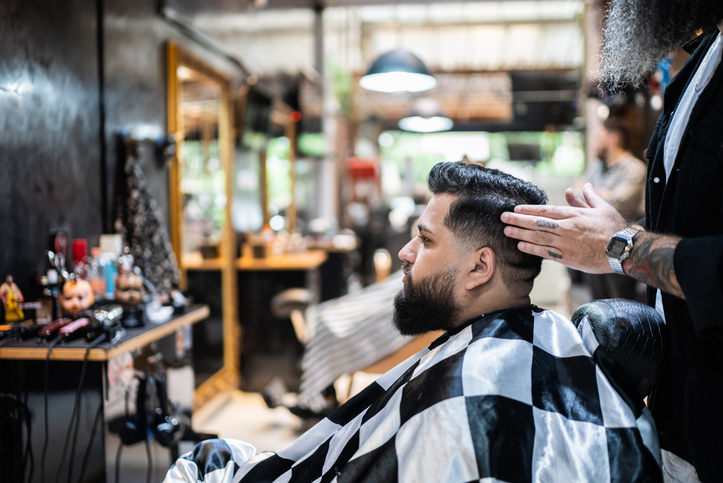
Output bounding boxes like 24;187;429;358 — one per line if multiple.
359;50;437;93
398;97;453;132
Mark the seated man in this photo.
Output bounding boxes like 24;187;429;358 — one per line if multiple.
166;162;662;482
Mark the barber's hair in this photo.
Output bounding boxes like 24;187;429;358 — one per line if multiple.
603;116;630;150
427;161;548;287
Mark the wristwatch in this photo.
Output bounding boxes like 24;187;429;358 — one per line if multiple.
605;228;639;275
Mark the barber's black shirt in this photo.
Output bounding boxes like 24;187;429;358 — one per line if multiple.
645;29;723;482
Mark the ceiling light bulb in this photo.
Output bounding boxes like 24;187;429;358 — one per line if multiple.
398;116;453;133
360;72;437;93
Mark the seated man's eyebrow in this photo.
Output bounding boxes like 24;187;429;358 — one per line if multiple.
417;223;433;235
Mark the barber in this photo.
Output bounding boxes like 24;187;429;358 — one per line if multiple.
501;1;723;481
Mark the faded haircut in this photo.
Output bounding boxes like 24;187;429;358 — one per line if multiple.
427;161;548;287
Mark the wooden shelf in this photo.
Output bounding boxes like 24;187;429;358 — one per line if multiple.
182;252;225;270
236;250;327;271
0;305;209;362
182;250;328;271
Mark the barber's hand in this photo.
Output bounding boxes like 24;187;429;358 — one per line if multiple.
500;183;629;274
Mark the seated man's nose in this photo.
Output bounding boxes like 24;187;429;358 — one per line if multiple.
398;243;413;261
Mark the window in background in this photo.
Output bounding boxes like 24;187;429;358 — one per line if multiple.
378;129;584;202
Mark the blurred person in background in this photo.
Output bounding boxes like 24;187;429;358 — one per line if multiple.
572;116;646;301
502;0;723;480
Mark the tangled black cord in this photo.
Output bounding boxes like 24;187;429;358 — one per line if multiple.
56;334;106;483
75;399;104;483
22;389;34;483
40;337;63;483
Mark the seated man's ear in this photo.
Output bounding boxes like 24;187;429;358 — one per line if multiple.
465;247;495;290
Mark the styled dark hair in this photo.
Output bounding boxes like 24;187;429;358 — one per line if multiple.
427;161;548;287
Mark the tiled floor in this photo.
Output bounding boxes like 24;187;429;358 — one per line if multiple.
192;391;300;453
192;372;381;454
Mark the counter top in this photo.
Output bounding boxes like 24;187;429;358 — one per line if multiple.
182;251;225;270
0;304;209;362
182;250;328;271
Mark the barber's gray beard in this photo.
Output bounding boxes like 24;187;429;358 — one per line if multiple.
599;0;703;89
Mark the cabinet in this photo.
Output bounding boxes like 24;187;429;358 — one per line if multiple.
0;305;209;483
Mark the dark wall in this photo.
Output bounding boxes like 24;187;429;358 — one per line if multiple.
103;0;242;231
0;0;243;294
104;0;176;232
0;0;102;289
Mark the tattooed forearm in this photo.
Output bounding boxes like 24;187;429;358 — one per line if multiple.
625;232;685;299
537;220;559;229
548;250;563;260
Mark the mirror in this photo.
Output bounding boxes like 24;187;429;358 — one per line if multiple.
179;75;224;259
234;88;298;242
265;117;298;235
232;85;271;235
167;42;239;411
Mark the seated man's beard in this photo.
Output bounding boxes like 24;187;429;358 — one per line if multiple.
392;266;461;336
600;0;723;89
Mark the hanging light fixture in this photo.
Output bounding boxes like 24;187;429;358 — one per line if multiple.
398;97;453;132
359;50;437;93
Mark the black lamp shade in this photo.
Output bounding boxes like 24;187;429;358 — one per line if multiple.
366;50;431;76
360;50;436;93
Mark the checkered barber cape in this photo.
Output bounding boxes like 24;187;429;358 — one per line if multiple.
166;305;662;482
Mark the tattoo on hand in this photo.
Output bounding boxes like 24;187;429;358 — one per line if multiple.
627;234;684;299
548;250;563;260
537;220;559;229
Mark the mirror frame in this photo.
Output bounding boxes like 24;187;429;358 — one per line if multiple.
167;41;240;411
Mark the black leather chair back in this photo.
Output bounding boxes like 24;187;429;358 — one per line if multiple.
572;299;666;401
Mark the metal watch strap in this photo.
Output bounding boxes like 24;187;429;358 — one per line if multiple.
607;228;638;275
608;257;624;275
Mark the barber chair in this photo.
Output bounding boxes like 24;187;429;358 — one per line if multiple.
269;288;314;344
262;289;316;414
571;298;666;400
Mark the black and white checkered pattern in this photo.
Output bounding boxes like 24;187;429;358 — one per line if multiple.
166;305;662;483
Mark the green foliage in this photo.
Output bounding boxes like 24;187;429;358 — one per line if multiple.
379;130;584;182
266;137;292;211
298;133;326;158
378;131;444;188
179;139;226;233
329;60;353;119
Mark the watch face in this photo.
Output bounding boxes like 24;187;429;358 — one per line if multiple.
609;238;628;254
